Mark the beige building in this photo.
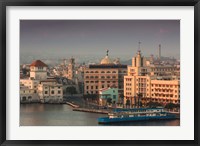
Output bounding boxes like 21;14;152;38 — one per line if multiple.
20;60;63;103
37;79;63;103
20;86;40;103
84;51;127;96
124;50;180;106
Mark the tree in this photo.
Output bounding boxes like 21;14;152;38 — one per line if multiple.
146;101;162;108
106;98;112;105
83;94;99;103
137;93;143;108
126;99;131;108
165;103;177;110
66;86;77;95
119;94;124;104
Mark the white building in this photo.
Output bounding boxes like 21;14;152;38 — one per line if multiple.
20;60;63;103
30;60;48;80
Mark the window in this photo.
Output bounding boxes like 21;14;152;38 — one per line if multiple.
51;91;54;94
58;91;61;94
45;91;48;94
96;86;98;89
86;86;89;89
113;95;116;99
113;90;115;93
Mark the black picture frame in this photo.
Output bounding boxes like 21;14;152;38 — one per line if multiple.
0;0;199;146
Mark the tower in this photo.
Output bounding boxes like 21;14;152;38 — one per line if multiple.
158;44;161;60
29;60;48;80
68;57;75;80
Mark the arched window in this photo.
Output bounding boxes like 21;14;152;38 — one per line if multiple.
22;96;26;101
101;71;105;73
112;71;116;73
95;71;99;73
107;71;111;73
101;76;105;79
90;71;94;73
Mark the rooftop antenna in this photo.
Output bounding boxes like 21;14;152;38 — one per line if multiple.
138;41;141;51
138;41;141;54
106;49;109;56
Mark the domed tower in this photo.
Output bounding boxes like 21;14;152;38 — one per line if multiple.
100;49;113;65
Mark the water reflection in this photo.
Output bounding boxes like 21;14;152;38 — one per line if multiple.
20;104;180;126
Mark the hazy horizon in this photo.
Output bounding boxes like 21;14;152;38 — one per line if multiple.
20;20;180;63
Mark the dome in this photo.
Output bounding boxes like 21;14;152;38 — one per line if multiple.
100;56;113;65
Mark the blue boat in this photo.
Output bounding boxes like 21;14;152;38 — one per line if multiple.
98;107;178;124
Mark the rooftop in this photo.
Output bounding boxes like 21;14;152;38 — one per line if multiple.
30;60;48;67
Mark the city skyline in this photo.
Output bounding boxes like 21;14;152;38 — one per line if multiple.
20;20;180;60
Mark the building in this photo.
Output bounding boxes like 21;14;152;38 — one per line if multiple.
84;50;127;96
20;86;40;103
37;79;63;103
99;87;118;106
20;60;63;103
124;49;180;106
68;57;75;81
30;60;48;80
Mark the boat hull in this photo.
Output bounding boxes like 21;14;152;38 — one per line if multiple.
98;115;177;124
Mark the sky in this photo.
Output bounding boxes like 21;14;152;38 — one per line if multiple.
20;20;180;60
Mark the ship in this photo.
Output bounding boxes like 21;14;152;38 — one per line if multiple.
98;107;178;124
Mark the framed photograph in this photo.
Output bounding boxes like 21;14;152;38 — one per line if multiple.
0;0;199;145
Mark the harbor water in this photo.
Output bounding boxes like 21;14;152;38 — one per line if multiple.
20;104;180;126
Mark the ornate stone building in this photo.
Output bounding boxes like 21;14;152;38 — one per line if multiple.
84;50;127;96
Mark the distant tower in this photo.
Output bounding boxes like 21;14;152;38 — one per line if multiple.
158;44;161;60
132;42;146;68
68;57;75;80
138;41;141;51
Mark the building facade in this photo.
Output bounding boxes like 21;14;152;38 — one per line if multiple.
124;50;180;106
84;51;127;96
99;87;118;106
37;79;63;103
20;60;63;103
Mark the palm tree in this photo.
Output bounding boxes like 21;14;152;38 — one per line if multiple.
126;99;131;108
137;93;143;108
106;98;112;106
